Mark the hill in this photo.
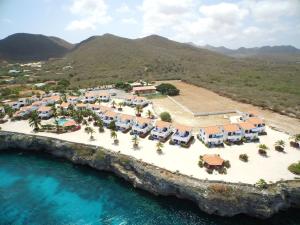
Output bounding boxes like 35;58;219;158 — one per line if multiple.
42;34;300;118
201;44;300;62
0;33;73;61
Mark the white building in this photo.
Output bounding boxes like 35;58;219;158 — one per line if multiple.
67;96;80;105
150;120;172;140
125;96;136;106
38;106;53;119
238;122;259;141
222;124;242;143
171;124;193;145
132;97;148;108
42;96;60;105
246;117;266;134
102;111;118;126
116;114;135;132
98;92;110;102
132;117;153;136
83;92;98;103
199;126;224;146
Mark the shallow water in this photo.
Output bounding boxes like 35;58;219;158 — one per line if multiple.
0;150;299;225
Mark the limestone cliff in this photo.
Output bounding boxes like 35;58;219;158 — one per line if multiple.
0;131;299;218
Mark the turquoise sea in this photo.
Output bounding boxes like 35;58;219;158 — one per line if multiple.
0;150;299;225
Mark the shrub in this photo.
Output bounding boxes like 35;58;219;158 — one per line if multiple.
218;167;227;174
156;83;180;96
255;179;268;189
274;140;285;152
224;160;231;168
198;160;204;168
239;154;248;162
288;162;300;175
258;149;267;156
160;112;172;122
206;168;213;174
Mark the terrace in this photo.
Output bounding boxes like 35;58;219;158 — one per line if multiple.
116;114;134;132
132;117;153;137
150;120;172;141
199;126;224;147
171;124;193;145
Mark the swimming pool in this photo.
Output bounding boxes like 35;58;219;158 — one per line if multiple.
56;118;69;126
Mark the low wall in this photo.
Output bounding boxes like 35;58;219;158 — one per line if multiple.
0;131;299;219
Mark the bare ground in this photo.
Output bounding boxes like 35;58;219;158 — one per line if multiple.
153;80;300;134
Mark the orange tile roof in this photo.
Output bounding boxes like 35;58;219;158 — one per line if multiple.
126;96;136;100
60;102;70;108
99;106;111;112
155;120;171;129
238;122;256;130
133;86;156;91
174;124;192;132
20;106;32;111
98;92;109;96
120;114;134;121
202;126;222;135
247;110;260;116
202;154;224;166
38;106;51;112
136;117;151;124
89;104;101;109
247;117;264;125
135;96;147;101
76;103;87;108
32;101;43;106
223;124;240;132
68;96;79;99
105;111;117;117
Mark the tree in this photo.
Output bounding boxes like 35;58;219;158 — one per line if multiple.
156;83;180;96
85;126;95;140
54;119;61;133
156;141;164;154
4;105;14;118
239;154;248;162
111;130;119;144
160;112;172;122
258;144;269;156
290;134;300;148
51;105;58;119
255;179;268;189
147;110;153;119
132;135;139;149
117;102;123;111
96;118;104;132
135;105;143;116
28;110;41;132
274;140;285;152
108;120;116;131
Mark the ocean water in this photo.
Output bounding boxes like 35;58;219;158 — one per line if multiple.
0;150;299;225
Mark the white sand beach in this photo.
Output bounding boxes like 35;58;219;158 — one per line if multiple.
1;116;299;185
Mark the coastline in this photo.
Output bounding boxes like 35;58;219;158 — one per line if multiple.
0;131;299;219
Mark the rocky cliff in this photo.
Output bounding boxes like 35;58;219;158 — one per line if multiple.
0;131;299;218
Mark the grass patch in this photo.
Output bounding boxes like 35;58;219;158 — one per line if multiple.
288;162;300;175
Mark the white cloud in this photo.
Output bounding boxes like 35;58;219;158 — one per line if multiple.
116;3;131;13
66;0;111;31
121;18;138;24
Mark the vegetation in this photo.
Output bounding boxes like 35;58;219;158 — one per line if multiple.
108;120;116;131
156;83;180;96
160;112;172;122
115;82;132;92
290;134;300;148
156;141;164;154
135;105;143;116
111;130;118;144
255;179;268;190
28;110;41;132
274;140;285;152
288;162;300;175
239;154;249;162
258;144;269;156
85;126;95;141
132;135;139;149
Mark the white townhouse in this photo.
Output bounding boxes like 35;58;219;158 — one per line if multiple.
199;126;224;146
150;120;172;141
238;122;259;141
37;106;53;119
60;102;70;111
67;96;80;105
132;117;153;136
102;111;118;127
88;104;101;112
222;124;243;143
0;107;4;114
246;117;266;134
132;97;148;108
83;92;98;103
98;92;110;102
75;103;87;111
18;98;30;107
171;124;193;145
116;114;135;132
31;101;46;111
9;101;22;110
241;110;263;121
13;106;32;118
125;96;136;106
42;96;60;105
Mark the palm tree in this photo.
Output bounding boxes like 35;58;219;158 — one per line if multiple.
258;144;268;156
111;130;119;144
117;102;123;111
96;118;104;132
132;135;139;149
135;105;143;116
111;100;116;108
147;110;153;119
4;105;14;118
289;134;300;148
156;141;164;154
28;110;41;132
52;105;58;119
82;119;88;126
274;140;285;152
85;126;95;140
54;119;61;133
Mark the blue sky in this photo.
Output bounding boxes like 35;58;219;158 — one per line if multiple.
1;0;300;48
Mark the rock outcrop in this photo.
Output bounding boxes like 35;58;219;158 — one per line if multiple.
0;131;299;218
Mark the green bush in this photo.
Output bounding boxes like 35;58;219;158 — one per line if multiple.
239;154;248;162
198;160;204;168
156;83;180;96
288;162;300;175
255;179;268;189
160;112;172;122
224;160;231;168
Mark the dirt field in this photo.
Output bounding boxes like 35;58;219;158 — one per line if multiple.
153;80;300;134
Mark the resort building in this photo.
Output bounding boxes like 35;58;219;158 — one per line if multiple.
132;86;156;95
0;107;4;114
125;96;136;106
42;96;60;105
38;106;53;119
222;124;242;143
75;103;87;110
83;92;98;103
202;154;224;169
246;117;266;134
60;102;70;111
171;124;193;145
241;110;262;121
9;101;22;110
102;111;118;126
13;106;32;118
199;126;224;146
238;122;259;141
115;114;135;132
98;92;110;102
18;98;30;107
132;97;148;108
150;120;172;141
132;117;153;136
88;104;101;111
67;96;80;105
31;101;45;111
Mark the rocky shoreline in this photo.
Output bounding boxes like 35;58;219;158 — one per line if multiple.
0;131;299;219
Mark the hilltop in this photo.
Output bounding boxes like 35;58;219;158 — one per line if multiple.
0;33;73;61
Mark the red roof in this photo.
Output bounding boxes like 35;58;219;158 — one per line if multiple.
203;154;224;166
